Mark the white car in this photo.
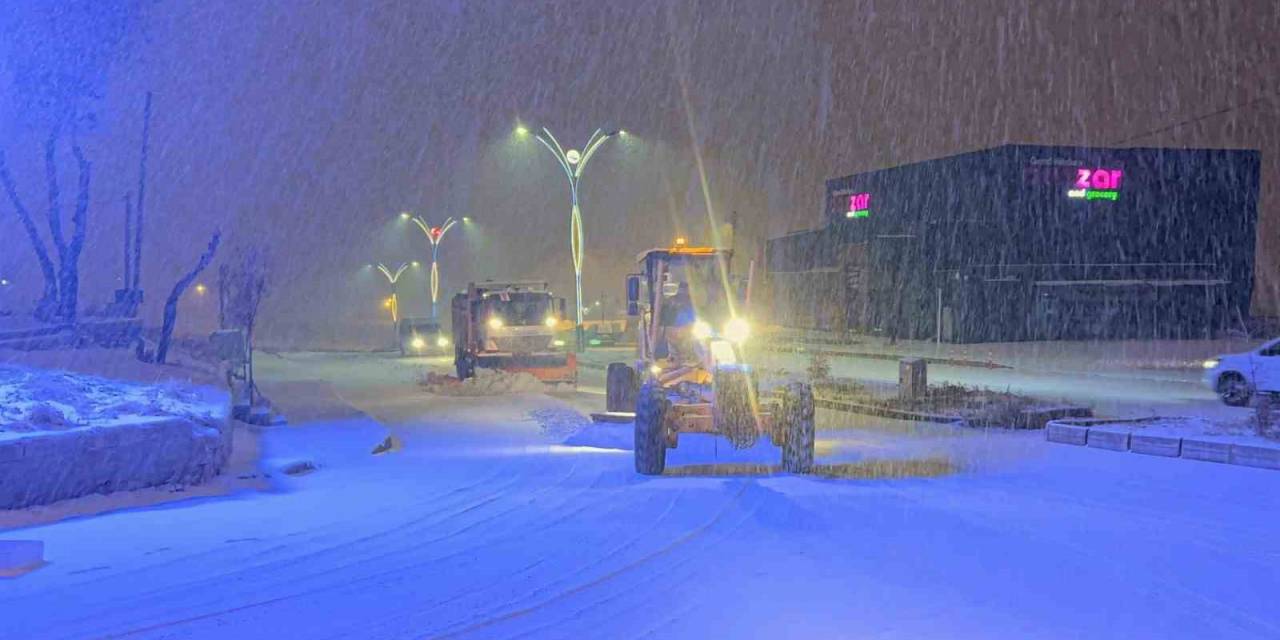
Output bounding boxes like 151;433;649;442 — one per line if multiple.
1202;338;1280;406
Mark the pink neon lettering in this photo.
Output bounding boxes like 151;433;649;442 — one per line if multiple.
1075;169;1091;189
849;193;870;211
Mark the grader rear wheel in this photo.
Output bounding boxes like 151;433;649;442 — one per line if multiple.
606;363;638;413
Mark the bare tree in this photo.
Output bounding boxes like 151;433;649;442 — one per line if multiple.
130;92;151;292
0;0;140;323
0;133;93;322
219;245;271;402
0;153;58;319
156;232;220;364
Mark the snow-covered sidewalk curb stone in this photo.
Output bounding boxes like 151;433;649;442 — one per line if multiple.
1046;417;1280;470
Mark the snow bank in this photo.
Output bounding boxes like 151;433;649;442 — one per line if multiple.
0;365;231;510
0;365;224;436
420;368;547;396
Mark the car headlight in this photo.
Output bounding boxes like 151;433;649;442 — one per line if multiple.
553;339;566;347
723;317;749;344
410;337;426;350
1202;358;1220;369
488;317;504;329
544;316;557;328
692;320;712;340
436;336;449;347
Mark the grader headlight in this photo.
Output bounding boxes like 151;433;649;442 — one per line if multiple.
723;317;750;344
692;320;712;340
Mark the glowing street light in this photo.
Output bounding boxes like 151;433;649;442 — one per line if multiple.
402;214;459;319
371;261;414;325
525;125;620;352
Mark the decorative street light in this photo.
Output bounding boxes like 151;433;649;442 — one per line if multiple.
403;213;459;319
371;261;416;326
521;125;620;352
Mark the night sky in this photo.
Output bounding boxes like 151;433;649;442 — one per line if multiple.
1;0;1276;345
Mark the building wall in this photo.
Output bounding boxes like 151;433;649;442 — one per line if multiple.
768;145;1261;342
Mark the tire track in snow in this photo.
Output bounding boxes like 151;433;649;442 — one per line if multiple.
332;481;692;640
499;484;770;640
420;481;753;640
28;460;533;634
85;456;593;639
326;483;686;640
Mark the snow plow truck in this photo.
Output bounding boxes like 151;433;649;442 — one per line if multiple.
606;240;816;475
451;281;576;384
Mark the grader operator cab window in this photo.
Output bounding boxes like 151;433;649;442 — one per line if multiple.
659;257;731;329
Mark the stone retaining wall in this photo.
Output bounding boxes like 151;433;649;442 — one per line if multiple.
0;412;232;510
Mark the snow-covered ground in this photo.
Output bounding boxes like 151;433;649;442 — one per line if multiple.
2;350;1279;638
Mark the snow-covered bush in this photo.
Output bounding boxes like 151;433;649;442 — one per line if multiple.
806;350;831;384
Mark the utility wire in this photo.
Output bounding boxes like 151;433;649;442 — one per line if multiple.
1114;86;1280;144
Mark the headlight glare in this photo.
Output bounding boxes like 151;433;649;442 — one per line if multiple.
488;317;504;329
724;317;750;343
692;320;712;340
1202;358;1220;369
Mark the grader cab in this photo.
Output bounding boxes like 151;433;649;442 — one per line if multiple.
605;241;815;475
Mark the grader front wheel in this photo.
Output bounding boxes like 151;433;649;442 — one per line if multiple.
634;381;669;475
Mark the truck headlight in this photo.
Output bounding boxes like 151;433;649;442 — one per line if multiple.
723;317;749;344
1202;358;1220;369
410;337;426;350
692;320;712;340
544;316;557;328
436;336;449;347
488;316;504;329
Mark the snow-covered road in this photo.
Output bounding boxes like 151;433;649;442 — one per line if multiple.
2;351;1279;639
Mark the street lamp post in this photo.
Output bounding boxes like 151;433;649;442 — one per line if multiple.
525;126;619;352
373;261;412;327
404;214;459;319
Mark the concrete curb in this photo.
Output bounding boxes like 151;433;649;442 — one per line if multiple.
0;411;233;510
1045;417;1280;471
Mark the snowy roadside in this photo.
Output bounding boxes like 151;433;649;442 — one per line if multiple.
760;330;1258;378
1048;413;1280;471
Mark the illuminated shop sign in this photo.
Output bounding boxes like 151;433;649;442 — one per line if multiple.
845;192;871;218
1067;168;1123;201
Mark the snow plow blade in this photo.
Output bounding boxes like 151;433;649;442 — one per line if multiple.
477;353;577;384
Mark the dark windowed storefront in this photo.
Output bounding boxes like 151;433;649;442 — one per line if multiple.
766;145;1261;342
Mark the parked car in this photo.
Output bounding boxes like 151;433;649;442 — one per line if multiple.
1202;338;1280;406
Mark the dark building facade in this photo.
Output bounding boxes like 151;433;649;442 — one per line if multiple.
767;145;1261;342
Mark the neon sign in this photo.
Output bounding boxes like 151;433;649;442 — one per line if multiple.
846;192;871;218
1067;168;1122;201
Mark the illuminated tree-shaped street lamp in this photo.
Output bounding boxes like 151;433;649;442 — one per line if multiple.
519;125;621;351
371;261;417;326
402;213;459;319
